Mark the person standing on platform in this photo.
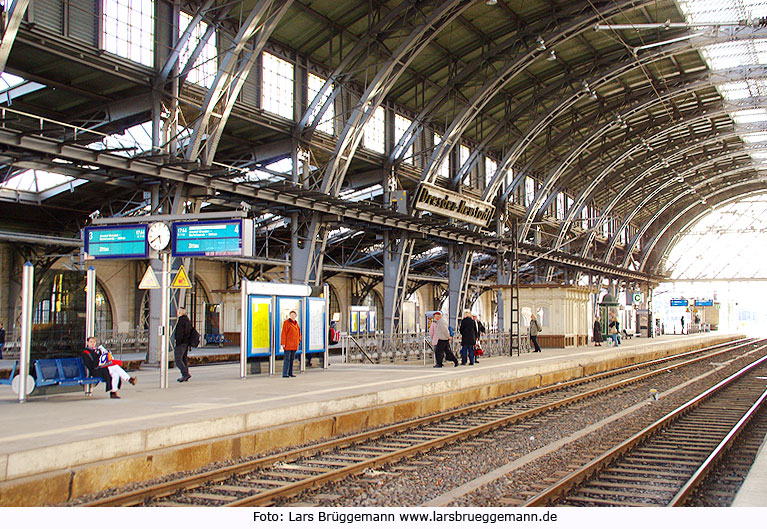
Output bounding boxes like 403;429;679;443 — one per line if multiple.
680;315;685;334
593;319;603;346
472;315;484;364
0;322;5;359
608;315;620;347
459;310;477;366
281;310;301;378
529;314;542;352
174;307;194;382
429;311;458;368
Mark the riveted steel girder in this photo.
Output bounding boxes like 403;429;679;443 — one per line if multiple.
186;0;293;165
0;0;29;73
156;0;217;87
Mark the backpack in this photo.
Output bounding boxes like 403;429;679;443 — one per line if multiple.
329;328;340;345
189;327;200;348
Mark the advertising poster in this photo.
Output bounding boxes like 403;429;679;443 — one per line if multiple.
308;298;326;352
248;296;271;357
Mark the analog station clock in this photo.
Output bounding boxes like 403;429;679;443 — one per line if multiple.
148;222;171;251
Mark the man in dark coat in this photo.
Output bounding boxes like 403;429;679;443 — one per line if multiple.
459;310;477;366
174;307;193;382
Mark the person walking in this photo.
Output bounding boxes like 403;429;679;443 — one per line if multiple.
459;310;477;366
429;311;458;368
0;322;5;359
608;315;620;347
281;310;301;378
174;307;194;382
529;314;542;352
593;318;603;346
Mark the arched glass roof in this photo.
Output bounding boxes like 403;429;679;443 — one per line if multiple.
664;193;767;279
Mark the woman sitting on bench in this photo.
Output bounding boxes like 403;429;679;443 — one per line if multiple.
83;337;136;399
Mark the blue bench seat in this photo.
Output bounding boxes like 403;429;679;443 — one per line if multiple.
0;361;16;386
205;333;230;345
33;357;102;394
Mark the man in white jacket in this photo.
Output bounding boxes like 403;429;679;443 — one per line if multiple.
429;311;458;368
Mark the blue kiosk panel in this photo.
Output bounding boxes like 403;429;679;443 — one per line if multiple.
84;224;148;259
246;295;272;358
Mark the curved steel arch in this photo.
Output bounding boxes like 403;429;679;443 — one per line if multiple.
547;126;752;263
625;168;766;269
186;0;293;165
638;182;767;272
485;32;767;205
517;73;717;240
0;0;29;73
603;153;761;264
387;0;644;172
320;1;473;196
646;188;767;275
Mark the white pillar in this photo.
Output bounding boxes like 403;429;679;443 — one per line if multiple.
18;262;33;403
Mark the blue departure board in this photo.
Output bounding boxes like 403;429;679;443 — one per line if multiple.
694;300;713;306
670;299;689;307
172;219;254;257
84;225;148;259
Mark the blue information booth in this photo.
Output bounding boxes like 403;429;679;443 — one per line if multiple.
240;280;328;377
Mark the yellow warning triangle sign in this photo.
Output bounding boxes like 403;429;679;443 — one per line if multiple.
138;265;160;290
171;264;192;289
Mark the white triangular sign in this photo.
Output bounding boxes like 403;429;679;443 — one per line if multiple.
138;266;160;289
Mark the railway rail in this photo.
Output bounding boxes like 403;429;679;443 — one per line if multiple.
81;338;761;507
522;352;767;507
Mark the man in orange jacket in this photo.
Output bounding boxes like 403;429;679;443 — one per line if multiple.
280;310;302;378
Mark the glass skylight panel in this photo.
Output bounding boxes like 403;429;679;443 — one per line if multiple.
743;132;767;143
1;169;73;193
677;0;741;24
307;73;334;135
433;133;449;178
732;108;767;123
179;12;217;88
362;106;385;154
485;157;497;187
525;176;535;207
394;114;414;163
103;0;154;67
0;72;24;90
89;122;153;154
262;52;294;120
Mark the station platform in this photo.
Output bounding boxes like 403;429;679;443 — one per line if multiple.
0;332;748;506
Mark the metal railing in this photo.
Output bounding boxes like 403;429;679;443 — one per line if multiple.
339;331;522;364
0;328;149;359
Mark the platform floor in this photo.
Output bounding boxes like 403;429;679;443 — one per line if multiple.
1;332;762;506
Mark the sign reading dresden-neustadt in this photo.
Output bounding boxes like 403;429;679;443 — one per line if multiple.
413;182;495;227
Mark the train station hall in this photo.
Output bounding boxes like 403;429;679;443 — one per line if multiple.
1;0;767;521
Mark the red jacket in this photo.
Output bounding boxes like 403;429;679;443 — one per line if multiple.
281;318;301;350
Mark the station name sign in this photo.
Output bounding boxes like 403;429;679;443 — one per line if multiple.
413;182;495;227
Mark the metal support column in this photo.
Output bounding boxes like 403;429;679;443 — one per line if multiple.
18;261;33;403
240;278;248;379
160;252;170;388
85;266;96;338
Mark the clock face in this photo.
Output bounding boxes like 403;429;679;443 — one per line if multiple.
148;222;171;251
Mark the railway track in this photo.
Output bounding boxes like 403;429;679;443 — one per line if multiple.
522;353;767;507
81;338;761;507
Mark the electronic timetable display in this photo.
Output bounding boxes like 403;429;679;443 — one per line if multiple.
172;219;254;257
84;224;149;259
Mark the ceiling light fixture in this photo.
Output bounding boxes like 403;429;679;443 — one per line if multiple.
485;0;498;5
547;50;557;61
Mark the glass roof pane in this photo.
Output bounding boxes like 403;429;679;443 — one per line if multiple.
0;169;74;193
732;108;767;123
